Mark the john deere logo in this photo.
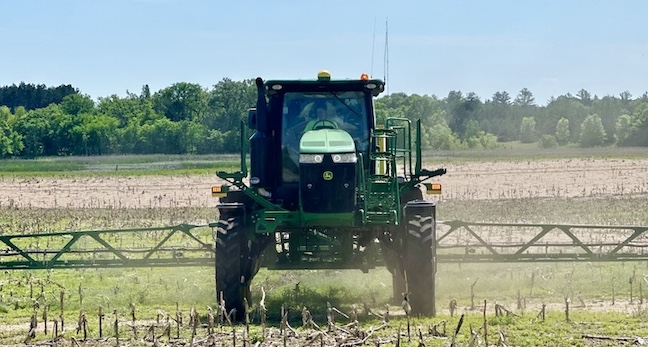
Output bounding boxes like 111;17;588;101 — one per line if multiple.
323;171;333;181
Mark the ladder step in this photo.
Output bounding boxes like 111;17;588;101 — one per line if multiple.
370;152;395;160
372;128;397;136
364;210;397;224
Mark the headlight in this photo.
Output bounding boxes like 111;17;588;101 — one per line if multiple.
299;154;324;164
332;153;357;163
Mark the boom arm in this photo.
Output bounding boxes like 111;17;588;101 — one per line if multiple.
0;224;214;270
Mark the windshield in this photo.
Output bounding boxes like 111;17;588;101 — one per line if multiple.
281;91;369;182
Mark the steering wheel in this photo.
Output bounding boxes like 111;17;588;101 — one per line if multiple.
311;120;338;130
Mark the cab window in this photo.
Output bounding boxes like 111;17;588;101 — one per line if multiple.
280;91;368;183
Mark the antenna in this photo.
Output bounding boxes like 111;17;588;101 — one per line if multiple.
371;17;377;78
383;18;389;95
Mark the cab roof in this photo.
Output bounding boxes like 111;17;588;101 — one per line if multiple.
263;78;385;97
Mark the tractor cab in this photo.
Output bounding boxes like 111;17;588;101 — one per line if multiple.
247;70;385;215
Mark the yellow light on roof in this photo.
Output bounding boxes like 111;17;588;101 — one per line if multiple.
360;73;369;80
317;70;331;81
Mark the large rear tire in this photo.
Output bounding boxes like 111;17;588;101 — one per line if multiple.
381;242;406;305
215;209;270;321
380;187;424;305
381;198;436;315
402;210;436;316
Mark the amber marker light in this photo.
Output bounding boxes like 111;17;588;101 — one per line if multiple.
360;73;369;80
424;183;442;194
211;185;228;197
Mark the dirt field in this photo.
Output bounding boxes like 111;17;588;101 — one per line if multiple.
1;157;648;346
1;158;646;209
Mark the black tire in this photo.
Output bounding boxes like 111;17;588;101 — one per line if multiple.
380;187;424;305
215;212;271;321
402;212;435;316
380;241;406;305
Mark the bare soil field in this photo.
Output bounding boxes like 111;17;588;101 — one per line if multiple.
441;158;648;201
1;157;648;346
1;158;646;209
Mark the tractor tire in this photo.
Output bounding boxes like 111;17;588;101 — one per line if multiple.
215;211;270;321
381;186;424;305
402;208;436;316
380;242;406;305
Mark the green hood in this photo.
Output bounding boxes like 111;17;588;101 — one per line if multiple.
299;129;355;154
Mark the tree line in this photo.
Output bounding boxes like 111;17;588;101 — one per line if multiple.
1;81;647;158
375;88;648;150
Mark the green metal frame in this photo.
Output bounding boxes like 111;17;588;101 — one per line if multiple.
2;220;647;270
0;224;214;270
437;220;648;262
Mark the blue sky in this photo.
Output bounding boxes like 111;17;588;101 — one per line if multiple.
1;0;646;105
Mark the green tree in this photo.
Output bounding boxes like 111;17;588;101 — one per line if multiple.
464;119;481;139
13;106;54;157
579;114;607;147
619;102;648;146
555;118;570;145
491;91;511;105
519;117;537;143
0;82;78;111
136;118;182;154
50;107;82;155
576;89;592;106
477;132;499;149
114;122;141;153
539;135;558;148
462;119;498;149
0;106;24;157
543;97;588;141
154;82;207;122
424;124;461;150
204;129;226;153
60;94;95;116
619;91;632;104
140;84;151;100
615;114;633;145
97;94;160;127
514;88;535;106
71;114;119;155
405;94;446;128
375;93;447;130
446;92;481;137
591;96;623;145
177;121;210;154
481;96;519;141
374;92;409;125
632;102;648;127
205;79;256;132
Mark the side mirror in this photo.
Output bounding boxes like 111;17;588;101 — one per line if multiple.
247;108;257;129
